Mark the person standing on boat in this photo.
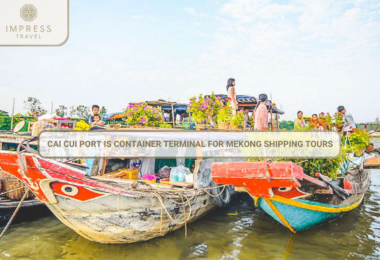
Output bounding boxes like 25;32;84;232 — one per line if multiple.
337;106;356;135
294;111;306;129
254;94;268;130
226;78;238;115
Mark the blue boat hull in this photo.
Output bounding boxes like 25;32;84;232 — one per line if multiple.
258;198;355;232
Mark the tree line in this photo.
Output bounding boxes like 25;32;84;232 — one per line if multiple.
23;97;106;120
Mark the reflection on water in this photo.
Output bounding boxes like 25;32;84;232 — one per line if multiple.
1;170;380;260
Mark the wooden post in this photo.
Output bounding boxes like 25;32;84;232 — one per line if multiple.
10;98;15;130
276;113;279;130
171;103;175;127
270;108;274;131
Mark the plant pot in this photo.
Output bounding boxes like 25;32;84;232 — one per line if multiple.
230;124;240;130
196;124;206;130
218;122;230;130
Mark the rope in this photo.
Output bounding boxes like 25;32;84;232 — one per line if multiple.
201;185;226;198
151;191;192;225
181;195;187;237
0;187;26;196
0;187;29;239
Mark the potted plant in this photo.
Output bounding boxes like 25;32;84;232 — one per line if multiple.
344;128;372;156
230;111;245;130
187;93;223;129
333;112;344;132
217;103;233;130
124;103;170;127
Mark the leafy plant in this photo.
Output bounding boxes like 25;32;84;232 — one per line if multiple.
318;112;333;130
333;112;343;127
231;111;245;127
187;93;223;124
124;103;166;127
343;128;372;156
217;103;233;123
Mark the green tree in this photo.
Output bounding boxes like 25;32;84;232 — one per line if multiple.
71;105;90;120
23;97;47;115
99;106;107;117
56;105;68;117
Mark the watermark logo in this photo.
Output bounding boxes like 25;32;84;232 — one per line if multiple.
0;0;69;46
20;4;38;22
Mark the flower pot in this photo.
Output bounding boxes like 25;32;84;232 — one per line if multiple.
218;122;230;130
230;124;240;130
196;124;206;130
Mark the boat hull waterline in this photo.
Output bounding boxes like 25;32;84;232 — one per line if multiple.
0;151;226;244
211;161;370;232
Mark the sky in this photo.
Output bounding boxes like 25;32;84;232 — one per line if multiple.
1;0;380;122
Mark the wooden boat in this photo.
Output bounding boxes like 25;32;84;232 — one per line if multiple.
0;146;236;243
0;196;48;225
211;160;370;232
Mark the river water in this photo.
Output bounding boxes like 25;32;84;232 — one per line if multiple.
1;170;380;260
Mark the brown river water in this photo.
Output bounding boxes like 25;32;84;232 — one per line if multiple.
1;169;380;260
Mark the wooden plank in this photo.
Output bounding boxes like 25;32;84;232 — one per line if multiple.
171;182;193;188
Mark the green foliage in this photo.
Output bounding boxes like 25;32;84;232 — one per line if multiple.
124;103;166;127
218;103;233;123
99;106;107;117
69;105;91;120
159;123;172;128
274;127;349;179
55;105;67;118
187;93;223;124
231;111;245;127
333;112;343;127
343;128;372;156
0;110;11;130
279;120;295;130
23;97;47;115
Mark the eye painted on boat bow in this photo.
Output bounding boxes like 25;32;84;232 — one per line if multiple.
278;187;292;192
61;185;79;196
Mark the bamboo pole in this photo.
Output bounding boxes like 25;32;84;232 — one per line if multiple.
270;108;274;130
171;103;175;127
10;98;15;130
276;113;279;130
